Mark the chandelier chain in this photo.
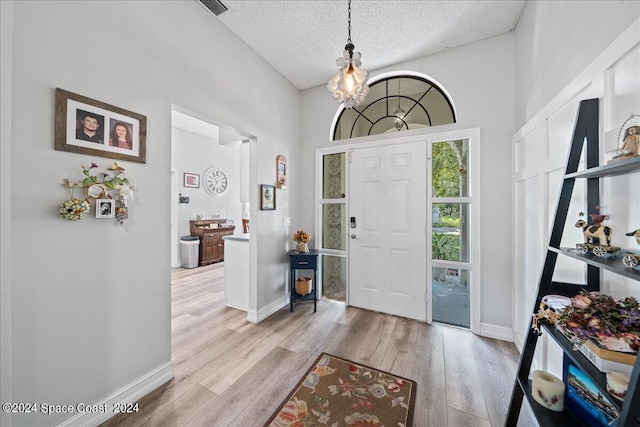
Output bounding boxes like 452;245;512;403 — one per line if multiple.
347;0;352;43
327;0;369;109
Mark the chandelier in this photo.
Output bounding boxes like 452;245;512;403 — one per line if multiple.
327;0;369;109
393;79;406;130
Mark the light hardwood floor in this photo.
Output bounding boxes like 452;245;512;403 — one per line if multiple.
101;263;534;427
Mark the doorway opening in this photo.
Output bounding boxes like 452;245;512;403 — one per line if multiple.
170;106;251;269
169;104;258;335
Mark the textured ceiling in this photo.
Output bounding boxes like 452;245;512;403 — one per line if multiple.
210;0;527;90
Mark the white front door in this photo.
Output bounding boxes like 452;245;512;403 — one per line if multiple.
348;142;427;321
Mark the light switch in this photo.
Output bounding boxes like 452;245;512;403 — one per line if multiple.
283;216;291;227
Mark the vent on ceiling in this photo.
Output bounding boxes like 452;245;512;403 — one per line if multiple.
198;0;228;16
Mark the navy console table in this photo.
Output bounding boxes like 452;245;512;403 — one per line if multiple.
288;250;318;312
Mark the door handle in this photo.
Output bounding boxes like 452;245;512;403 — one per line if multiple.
350;234;358;239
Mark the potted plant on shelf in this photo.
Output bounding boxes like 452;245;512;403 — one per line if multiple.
293;229;311;253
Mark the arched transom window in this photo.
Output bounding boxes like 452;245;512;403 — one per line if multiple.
332;74;456;141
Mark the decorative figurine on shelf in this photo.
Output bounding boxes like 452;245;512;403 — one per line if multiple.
609;113;640;163
293;229;311;253
622;229;640;269
574;210;620;257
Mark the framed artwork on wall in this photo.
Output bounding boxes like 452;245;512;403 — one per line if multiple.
55;88;147;164
183;173;200;188
260;184;276;210
276;155;287;189
96;198;115;219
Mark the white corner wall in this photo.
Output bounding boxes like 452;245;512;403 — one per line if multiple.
5;1;300;426
512;0;639;379
301;33;516;335
514;0;640;129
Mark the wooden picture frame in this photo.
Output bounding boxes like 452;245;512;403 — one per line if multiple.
260;184;276;210
55;88;147;164
96;198;115;219
183;173;200;188
276;155;287;189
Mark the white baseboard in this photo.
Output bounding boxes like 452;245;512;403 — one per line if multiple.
513;329;526;353
56;361;175;427
246;295;289;323
479;322;514;342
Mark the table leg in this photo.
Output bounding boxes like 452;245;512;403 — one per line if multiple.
290;269;294;312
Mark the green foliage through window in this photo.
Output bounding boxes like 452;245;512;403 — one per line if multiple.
432;141;461;197
432;232;460;261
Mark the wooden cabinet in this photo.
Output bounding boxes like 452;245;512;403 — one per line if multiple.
190;220;235;266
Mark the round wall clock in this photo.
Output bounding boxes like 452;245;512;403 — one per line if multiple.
203;167;228;196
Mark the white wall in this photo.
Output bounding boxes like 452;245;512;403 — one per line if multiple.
4;1;299;425
301;33;516;334
512;0;640;380
514;0;640;129
1;2;14;426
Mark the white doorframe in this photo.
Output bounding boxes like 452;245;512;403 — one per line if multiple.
170;168;179;268
316;127;481;333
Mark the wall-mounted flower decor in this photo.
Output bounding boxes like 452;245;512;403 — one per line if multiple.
59;198;90;221
62;161;136;224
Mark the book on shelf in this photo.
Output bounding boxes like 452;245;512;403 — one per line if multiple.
557;327;637;375
579;342;635;375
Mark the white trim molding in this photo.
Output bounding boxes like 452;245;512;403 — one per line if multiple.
246;295;289;324
55;362;174;427
480;322;515;342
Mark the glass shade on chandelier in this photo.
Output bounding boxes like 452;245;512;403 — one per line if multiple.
327;0;369;109
393;104;406;130
328;43;369;109
393;79;405;130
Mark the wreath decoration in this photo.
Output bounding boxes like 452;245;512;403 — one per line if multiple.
59;198;90;221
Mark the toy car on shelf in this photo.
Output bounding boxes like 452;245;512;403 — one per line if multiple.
622;253;639;268
622;229;640;268
574;219;620;257
575;242;620;257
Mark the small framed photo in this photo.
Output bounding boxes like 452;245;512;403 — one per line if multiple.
260;184;276;210
183;173;200;188
276;155;287;189
55;88;147;164
96;199;115;218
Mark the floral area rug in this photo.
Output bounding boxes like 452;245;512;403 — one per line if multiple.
265;353;417;427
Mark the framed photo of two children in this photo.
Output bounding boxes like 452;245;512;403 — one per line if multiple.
55;88;147;164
